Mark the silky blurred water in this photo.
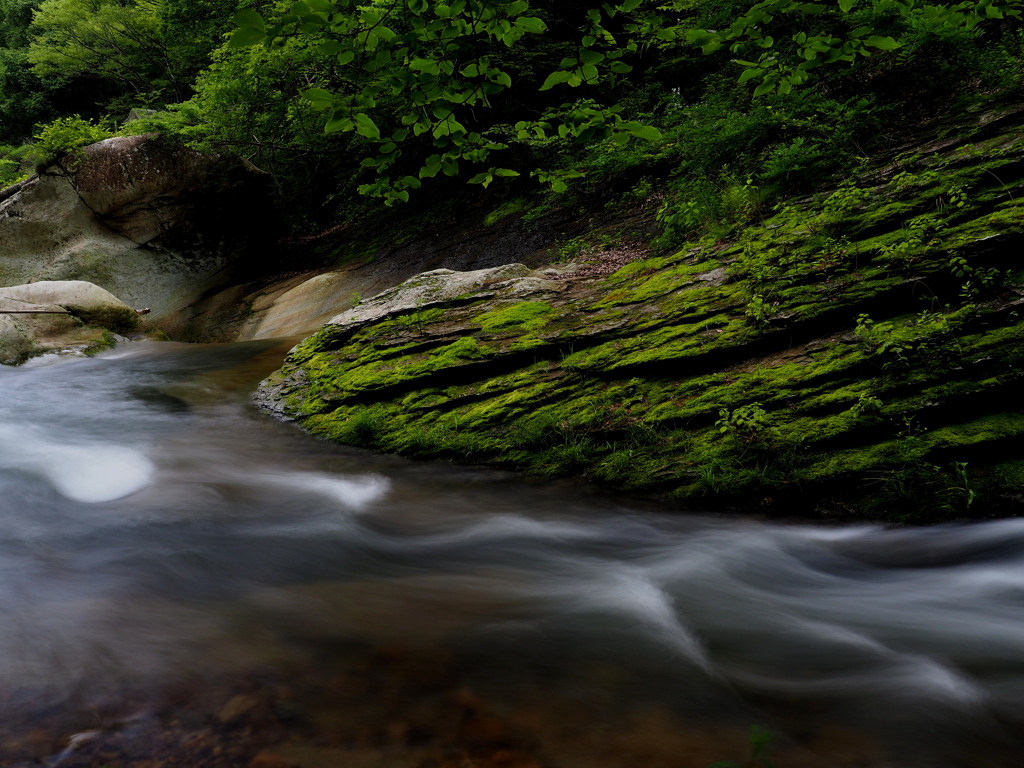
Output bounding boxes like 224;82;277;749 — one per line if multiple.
1;340;1023;766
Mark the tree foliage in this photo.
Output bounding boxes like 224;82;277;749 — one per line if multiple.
3;0;1024;229
26;0;237;104
685;0;1022;96
227;0;664;202
223;0;1023;204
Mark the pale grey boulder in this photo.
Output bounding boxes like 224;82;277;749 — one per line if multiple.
0;280;139;332
0;280;141;364
325;263;563;332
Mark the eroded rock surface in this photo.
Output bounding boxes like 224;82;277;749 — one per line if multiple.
0;135;275;327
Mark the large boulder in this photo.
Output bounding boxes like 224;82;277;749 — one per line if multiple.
0;280;141;364
0;135;277;328
0;280;140;332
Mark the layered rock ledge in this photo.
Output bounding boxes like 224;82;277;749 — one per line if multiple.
257;105;1024;521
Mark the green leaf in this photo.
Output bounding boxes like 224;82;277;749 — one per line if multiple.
233;9;265;30
753;79;777;96
324;116;353;134
609;61;632;73
621;121;661;141
540;71;570;90
354;113;381;139
301;87;336;107
515;16;546;33
737;66;761;83
337;49;355;65
864;35;900;50
618;0;642;10
838;0;856;11
228;27;265;47
493;168;520;177
317;40;344;55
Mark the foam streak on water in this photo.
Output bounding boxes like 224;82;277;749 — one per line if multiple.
0;340;1022;763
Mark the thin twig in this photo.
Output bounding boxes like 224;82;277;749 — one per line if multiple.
0;310;71;314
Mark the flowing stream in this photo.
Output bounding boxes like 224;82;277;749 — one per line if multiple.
0;340;1022;767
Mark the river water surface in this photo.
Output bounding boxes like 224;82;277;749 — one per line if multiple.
0;340;1022;767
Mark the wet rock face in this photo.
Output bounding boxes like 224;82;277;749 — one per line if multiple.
0;135;277;327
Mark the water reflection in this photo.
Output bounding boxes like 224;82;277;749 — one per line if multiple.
0;341;1021;766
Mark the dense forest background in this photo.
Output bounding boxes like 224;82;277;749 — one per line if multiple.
2;0;1023;240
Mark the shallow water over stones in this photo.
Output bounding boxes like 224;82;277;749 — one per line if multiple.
0;341;1021;767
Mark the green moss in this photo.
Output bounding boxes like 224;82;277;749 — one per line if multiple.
474;301;553;333
483;197;529;226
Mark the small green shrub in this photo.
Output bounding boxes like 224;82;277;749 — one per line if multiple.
850;393;884;417
716;404;773;445
760;137;825;187
32;116;113;163
0;144;34;187
0;158;25;188
116;110;192;138
744;293;772;328
347;407;384;445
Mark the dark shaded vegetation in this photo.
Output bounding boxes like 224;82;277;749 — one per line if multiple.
2;0;1024;229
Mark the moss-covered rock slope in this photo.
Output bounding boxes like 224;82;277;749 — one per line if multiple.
257;103;1024;522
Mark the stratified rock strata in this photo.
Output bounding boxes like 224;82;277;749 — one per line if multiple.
259;104;1024;521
